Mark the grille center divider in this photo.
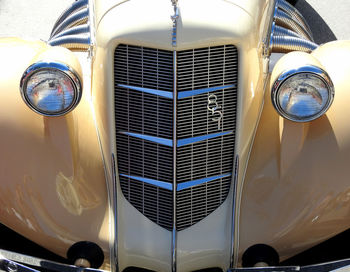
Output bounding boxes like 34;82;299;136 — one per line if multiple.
114;44;238;231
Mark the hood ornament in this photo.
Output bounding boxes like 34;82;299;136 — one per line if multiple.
171;0;179;47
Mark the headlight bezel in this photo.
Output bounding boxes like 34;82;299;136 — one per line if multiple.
271;65;334;122
20;61;82;117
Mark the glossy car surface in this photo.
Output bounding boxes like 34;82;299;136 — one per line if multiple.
0;1;350;272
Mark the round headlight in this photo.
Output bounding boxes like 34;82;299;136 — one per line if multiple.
20;62;82;116
271;66;334;122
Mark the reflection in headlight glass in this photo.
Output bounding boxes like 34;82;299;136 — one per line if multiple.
278;73;329;120
26;70;75;114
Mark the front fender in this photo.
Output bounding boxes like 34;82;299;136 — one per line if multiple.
239;41;350;262
0;38;109;266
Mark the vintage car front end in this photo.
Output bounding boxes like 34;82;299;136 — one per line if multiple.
0;0;350;271
91;0;273;271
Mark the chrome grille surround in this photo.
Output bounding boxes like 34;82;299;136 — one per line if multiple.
114;44;238;231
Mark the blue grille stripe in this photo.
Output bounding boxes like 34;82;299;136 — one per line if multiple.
120;174;173;191
120;131;173;146
177;173;232;191
118;84;173;99
177;84;236;99
177;131;233;147
120;173;232;191
121;131;232;147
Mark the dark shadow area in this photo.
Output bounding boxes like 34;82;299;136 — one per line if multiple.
0;223;68;264
123;267;155;272
123;267;223;272
295;0;337;44
281;228;350;266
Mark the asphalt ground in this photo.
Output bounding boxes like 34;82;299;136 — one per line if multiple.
0;0;349;42
295;0;350;43
0;0;71;40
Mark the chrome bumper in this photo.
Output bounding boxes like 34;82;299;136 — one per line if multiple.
230;259;350;272
0;248;349;272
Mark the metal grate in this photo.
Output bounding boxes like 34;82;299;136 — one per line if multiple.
114;45;174;230
177;176;232;230
119;176;173;229
114;44;238;231
176;45;238;230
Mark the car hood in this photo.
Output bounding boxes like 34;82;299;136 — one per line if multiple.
94;0;268;29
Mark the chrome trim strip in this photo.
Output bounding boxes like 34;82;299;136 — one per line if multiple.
171;0;179;47
0;248;110;272
178;84;236;99
230;156;239;268
119;131;173;146
172;50;177;272
177;131;233;147
177;173;232;191
120;174;173;191
230;258;350;271
88;0;96;58
111;155;119;272
118;84;173;99
2;247;350;272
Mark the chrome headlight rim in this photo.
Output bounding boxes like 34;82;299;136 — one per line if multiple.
20;61;82;117
271;65;334;122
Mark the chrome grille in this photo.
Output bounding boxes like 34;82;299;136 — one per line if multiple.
114;45;174;138
114;44;238;231
177;46;238;91
119;176;173;229
177;176;232;230
115;45;174;230
176;136;235;182
176;45;237;230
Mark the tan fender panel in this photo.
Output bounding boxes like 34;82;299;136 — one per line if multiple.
239;41;350;262
0;38;109;266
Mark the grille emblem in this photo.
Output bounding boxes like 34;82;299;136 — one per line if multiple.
207;94;223;130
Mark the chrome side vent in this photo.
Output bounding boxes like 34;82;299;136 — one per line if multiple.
48;0;91;51
269;0;318;53
114;44;238;231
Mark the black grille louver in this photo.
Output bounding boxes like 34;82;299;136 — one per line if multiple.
115;44;238;231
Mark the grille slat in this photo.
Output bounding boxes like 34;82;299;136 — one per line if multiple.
114;44;238;231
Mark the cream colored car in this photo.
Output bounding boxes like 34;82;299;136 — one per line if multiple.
0;0;349;271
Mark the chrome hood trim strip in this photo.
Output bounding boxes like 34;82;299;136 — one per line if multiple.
171;0;179;47
230;155;239;268
172;50;178;272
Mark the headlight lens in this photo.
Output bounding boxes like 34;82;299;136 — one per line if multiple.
20;62;82;116
272;66;334;122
